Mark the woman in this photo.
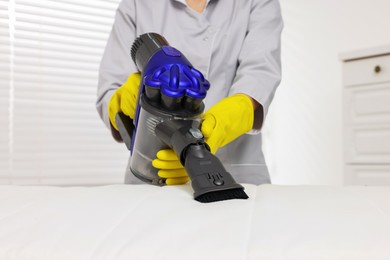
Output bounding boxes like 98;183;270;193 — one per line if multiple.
96;0;283;185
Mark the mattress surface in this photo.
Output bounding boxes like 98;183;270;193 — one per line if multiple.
0;184;389;260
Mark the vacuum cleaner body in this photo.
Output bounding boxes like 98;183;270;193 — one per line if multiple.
116;33;248;202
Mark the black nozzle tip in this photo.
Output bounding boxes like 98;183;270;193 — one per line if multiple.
195;188;249;203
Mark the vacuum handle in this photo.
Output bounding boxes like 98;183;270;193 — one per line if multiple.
115;112;135;151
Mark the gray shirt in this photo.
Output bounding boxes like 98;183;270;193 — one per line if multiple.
97;0;283;184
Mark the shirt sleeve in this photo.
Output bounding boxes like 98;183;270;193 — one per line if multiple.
96;0;138;138
228;0;283;133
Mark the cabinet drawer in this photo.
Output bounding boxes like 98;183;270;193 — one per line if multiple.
343;55;390;86
345;165;390;186
344;82;390;125
345;125;390;163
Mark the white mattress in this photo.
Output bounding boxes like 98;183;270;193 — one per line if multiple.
0;184;389;260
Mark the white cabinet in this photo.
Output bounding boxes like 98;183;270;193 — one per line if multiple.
341;46;390;186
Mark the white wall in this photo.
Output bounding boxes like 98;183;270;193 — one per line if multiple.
263;0;390;185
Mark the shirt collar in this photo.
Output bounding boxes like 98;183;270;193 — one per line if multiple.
172;0;214;7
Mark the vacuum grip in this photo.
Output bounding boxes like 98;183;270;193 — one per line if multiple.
115;112;135;151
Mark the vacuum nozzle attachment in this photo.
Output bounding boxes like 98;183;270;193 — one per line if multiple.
155;120;249;203
184;144;249;203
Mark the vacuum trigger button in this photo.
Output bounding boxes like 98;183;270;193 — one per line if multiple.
189;128;203;139
213;179;224;186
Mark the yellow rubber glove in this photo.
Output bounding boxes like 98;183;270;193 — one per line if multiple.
152;149;189;185
201;94;254;154
108;73;141;130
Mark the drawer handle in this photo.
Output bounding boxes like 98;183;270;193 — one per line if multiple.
374;65;381;73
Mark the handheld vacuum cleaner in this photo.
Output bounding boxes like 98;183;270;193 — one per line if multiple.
116;33;248;203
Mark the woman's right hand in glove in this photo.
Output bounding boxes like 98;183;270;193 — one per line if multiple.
108;73;141;130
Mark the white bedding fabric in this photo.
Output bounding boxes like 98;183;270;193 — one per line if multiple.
0;184;389;260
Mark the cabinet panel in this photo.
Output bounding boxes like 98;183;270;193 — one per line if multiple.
345;125;390;163
343;55;390;86
345;165;390;186
344;82;390;125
